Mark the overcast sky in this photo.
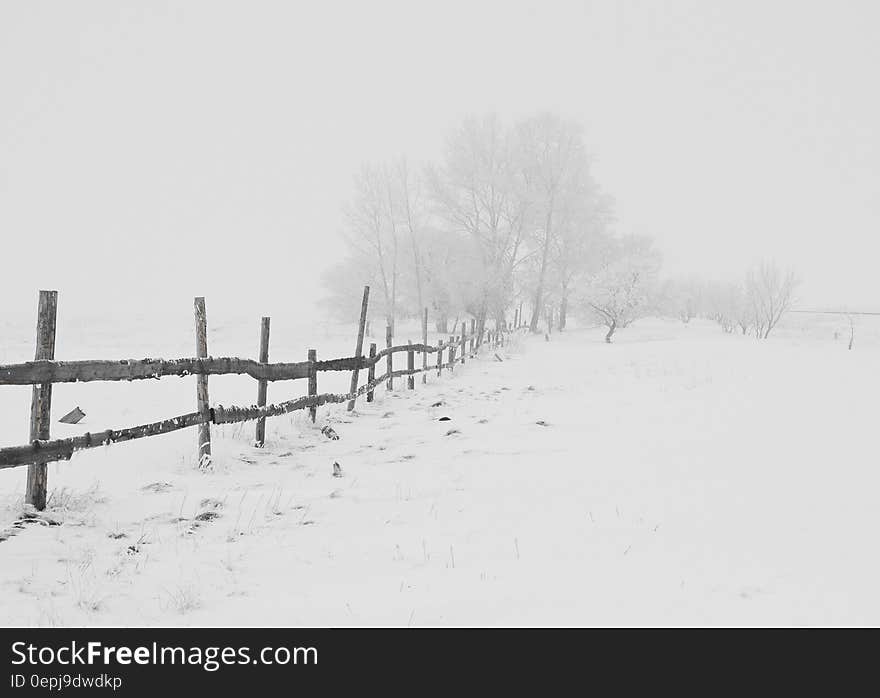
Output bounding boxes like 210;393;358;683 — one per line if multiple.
2;0;878;323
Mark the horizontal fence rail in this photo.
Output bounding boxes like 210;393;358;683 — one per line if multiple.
0;347;441;387
0;288;516;491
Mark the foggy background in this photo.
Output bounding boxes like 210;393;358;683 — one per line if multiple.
2;0;879;324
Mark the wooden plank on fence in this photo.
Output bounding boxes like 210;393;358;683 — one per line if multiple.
366;344;376;403
347;286;370;411
407;341;415;390
255;317;271;446
25;290;57;510
1;411;209;469
437;339;444;377
0;356;315;385
308;349;318;421
194;297;212;468
470;319;476;356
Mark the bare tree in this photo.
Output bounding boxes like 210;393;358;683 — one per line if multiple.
552;191;613;331
746;261;798;339
578;235;661;343
342;164;400;333
427;114;528;338
516;113;594;334
394;158;426;317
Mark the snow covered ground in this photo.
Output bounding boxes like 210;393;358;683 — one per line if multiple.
1;315;879;626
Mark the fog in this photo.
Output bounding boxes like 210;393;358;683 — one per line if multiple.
2;0;879;323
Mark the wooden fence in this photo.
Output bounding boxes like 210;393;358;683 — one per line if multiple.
0;288;513;510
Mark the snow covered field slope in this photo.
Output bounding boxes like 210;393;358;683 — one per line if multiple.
1;318;879;626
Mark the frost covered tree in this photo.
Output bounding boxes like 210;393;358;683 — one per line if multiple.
515;113;599;334
746;261;798;339
578;235;662;343
551;188;613;331
337;163;401;333
427;114;529;337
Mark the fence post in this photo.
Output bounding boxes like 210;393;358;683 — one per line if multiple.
437;339;444;376
449;335;456;371
367;343;376;402
308;348;318;422
254;317;271;446
347;286;370;411
470;319;476;356
407;341;415;389
25;290;57;511
460;326;466;364
194;297;212;468
386;324;394;390
422;307;428;384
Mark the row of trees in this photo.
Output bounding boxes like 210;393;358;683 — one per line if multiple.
324;113;628;339
324;112;798;344
669;262;799;339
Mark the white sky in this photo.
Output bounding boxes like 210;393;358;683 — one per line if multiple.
2;0;879;322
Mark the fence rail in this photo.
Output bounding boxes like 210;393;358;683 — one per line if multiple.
0;347;440;387
0;288;514;505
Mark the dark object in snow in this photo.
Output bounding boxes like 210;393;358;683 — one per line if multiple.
59;406;86;424
527;385;536;391
321;425;340;440
494;354;504;362
444;429;460;436
431;401;443;407
438;416;451;422
194;510;221;522
535;420;550;427
332;461;343;478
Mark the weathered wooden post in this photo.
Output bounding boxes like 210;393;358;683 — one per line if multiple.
254;317;271;446
347;285;370;411
386;324;394;390
25;290;57;511
194;297;212;468
469;319;476;356
308;349;318;421
460;325;467;364
366;343;376;402
514;308;519;329
436;339;444;377
449;335;456;371
407;341;415;390
422;307;428;384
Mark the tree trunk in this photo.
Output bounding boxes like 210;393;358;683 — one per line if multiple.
559;296;567;331
435;313;448;334
605;321;616;343
529;216;553;333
